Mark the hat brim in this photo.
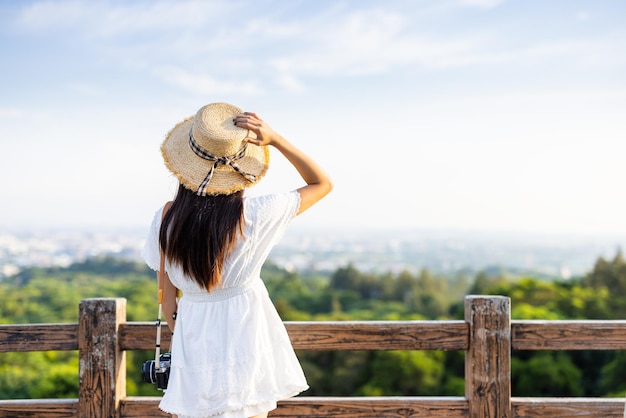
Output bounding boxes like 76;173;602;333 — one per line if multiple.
161;116;270;195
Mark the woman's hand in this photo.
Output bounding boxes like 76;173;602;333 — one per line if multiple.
235;111;332;215
234;112;282;147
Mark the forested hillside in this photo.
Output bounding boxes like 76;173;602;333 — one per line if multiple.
1;251;626;399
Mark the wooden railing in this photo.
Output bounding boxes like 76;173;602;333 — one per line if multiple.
1;295;625;417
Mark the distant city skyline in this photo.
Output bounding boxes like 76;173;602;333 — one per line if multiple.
1;1;625;236
2;226;624;280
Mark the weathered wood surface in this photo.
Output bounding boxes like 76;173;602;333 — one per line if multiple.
120;396;469;418
119;322;172;351
285;321;469;351
512;397;626;417
465;295;511;418
0;399;77;417
512;320;626;350
0;323;78;352
78;298;126;418
119;397;170;417
10;319;626;353
120;320;468;351
274;397;469;417
4;396;625;418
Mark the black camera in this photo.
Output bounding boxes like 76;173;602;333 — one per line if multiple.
141;352;171;390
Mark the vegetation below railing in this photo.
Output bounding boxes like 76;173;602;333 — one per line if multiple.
1;250;626;402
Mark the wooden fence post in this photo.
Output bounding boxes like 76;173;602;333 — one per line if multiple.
465;295;511;418
78;298;127;418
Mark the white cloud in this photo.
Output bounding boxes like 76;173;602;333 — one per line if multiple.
457;0;505;9
273;73;306;93
436;38;595;69
67;82;107;97
576;11;590;21
267;14;626;86
257;6;624;88
14;0;625;97
0;107;25;119
154;66;264;96
267;8;483;83
15;0;87;29
19;2;481;83
15;0;238;37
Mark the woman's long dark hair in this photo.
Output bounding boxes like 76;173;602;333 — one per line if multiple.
159;184;244;291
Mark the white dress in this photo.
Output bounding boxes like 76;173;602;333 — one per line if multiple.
142;191;308;418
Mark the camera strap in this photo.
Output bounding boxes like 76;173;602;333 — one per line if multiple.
155;201;172;368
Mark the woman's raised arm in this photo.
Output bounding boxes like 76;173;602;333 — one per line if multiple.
235;112;333;214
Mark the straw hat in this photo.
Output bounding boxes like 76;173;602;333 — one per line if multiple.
161;103;269;196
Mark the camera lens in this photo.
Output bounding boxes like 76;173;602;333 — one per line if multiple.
141;360;155;384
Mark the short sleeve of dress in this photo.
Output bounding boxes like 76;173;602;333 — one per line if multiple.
141;206;165;271
244;191;301;251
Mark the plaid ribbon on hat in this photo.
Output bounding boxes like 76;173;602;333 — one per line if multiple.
188;130;257;196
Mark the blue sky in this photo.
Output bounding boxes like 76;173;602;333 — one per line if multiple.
1;0;625;237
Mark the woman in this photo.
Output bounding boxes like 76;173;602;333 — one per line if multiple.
142;102;332;418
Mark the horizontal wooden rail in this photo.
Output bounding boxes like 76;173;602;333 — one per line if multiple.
7;320;626;353
275;396;469;417
0;323;78;352
512;320;626;350
285;321;468;351
118;320;469;351
0;399;78;417
512;398;626;417
120;396;470;417
3;397;626;418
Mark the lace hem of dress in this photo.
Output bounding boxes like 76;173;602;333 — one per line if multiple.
165;346;308;406
159;385;307;418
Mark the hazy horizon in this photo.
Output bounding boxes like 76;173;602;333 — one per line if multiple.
2;220;623;280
